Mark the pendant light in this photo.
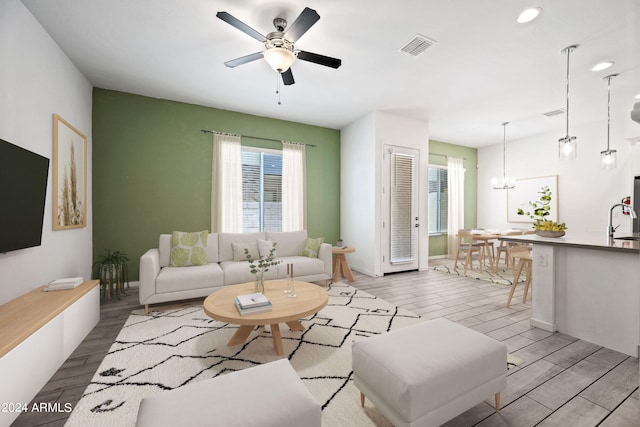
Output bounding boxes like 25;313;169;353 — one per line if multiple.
492;122;515;189
559;45;578;160
601;74;618;169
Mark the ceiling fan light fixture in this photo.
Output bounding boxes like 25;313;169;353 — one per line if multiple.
264;47;296;72
517;7;542;24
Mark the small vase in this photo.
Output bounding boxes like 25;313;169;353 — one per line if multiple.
254;271;265;293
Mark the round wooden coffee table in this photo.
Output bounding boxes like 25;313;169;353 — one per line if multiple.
203;280;328;355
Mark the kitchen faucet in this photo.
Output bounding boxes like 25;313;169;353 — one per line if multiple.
607;203;638;239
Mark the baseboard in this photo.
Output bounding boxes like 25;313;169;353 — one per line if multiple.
530;318;555;332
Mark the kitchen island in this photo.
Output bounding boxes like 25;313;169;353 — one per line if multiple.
500;233;639;357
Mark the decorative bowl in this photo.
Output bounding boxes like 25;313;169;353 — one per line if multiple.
535;230;565;238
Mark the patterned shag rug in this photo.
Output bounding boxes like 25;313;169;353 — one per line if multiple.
66;282;422;427
432;258;527;286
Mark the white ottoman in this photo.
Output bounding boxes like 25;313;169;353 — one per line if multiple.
352;318;507;427
136;359;320;427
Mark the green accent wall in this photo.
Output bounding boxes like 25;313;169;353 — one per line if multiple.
428;140;478;257
92;89;341;280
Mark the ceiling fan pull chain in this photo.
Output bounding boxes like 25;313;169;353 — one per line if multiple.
276;72;282;105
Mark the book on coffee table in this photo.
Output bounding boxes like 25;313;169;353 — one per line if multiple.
235;300;272;316
235;292;270;309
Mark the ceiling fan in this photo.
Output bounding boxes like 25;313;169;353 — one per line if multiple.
216;7;342;86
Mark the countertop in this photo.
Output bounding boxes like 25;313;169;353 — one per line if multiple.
500;232;640;254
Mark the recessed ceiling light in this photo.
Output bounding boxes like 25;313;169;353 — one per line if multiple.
517;7;542;24
591;61;615;72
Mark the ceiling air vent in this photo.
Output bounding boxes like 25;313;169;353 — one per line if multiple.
399;34;437;56
543;108;566;117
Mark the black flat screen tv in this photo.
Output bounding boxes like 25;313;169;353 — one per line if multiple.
0;138;50;253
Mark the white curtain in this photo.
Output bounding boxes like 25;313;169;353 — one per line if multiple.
282;142;306;231
447;156;465;258
211;133;243;233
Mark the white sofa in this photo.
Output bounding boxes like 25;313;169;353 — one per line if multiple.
139;230;332;313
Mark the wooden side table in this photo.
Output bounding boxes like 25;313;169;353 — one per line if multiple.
332;247;356;282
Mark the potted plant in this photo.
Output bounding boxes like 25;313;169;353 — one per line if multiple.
244;243;280;293
93;249;130;299
517;185;567;237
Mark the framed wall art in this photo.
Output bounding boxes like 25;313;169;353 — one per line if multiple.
53;114;87;230
506;175;558;223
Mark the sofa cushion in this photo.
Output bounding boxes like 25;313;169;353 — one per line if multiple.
257;238;277;258
135;359;321;427
301;237;324;258
220;261;278;285
156;263;224;294
231;241;259;261
265;230;307;257
159;233;218;267
219;232;265;262
276;256;326;278
170;231;208;267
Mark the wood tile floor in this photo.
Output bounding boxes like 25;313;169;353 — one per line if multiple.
13;265;639;426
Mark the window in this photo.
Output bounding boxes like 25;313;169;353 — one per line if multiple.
241;148;282;232
428;166;448;234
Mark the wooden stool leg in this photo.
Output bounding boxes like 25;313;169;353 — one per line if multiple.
507;260;525;308
360;391;365;407
495;392;501;412
522;261;532;303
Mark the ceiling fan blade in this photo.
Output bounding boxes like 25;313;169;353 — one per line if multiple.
216;11;266;42
224;52;264;68
297;50;342;69
284;7;320;42
281;68;295;85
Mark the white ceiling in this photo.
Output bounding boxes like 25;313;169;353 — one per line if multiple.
22;0;640;147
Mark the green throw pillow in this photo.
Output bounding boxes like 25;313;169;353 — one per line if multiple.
301;237;324;258
170;230;208;267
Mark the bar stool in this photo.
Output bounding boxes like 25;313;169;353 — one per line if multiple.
506;246;532;308
495;231;524;271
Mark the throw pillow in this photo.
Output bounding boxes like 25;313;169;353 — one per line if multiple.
257;239;277;258
232;241;260;261
170;231;208;267
301;237;324;258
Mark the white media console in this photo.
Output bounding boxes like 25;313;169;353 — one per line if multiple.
0;280;99;426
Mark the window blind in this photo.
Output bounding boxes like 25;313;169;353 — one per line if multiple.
428;166;448;234
390;153;416;264
241;150;282;232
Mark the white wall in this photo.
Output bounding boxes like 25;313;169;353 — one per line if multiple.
478;119;637;235
0;0;93;305
341;111;429;277
341;112;378;276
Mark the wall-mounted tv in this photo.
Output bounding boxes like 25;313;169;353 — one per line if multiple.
0;138;50;253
